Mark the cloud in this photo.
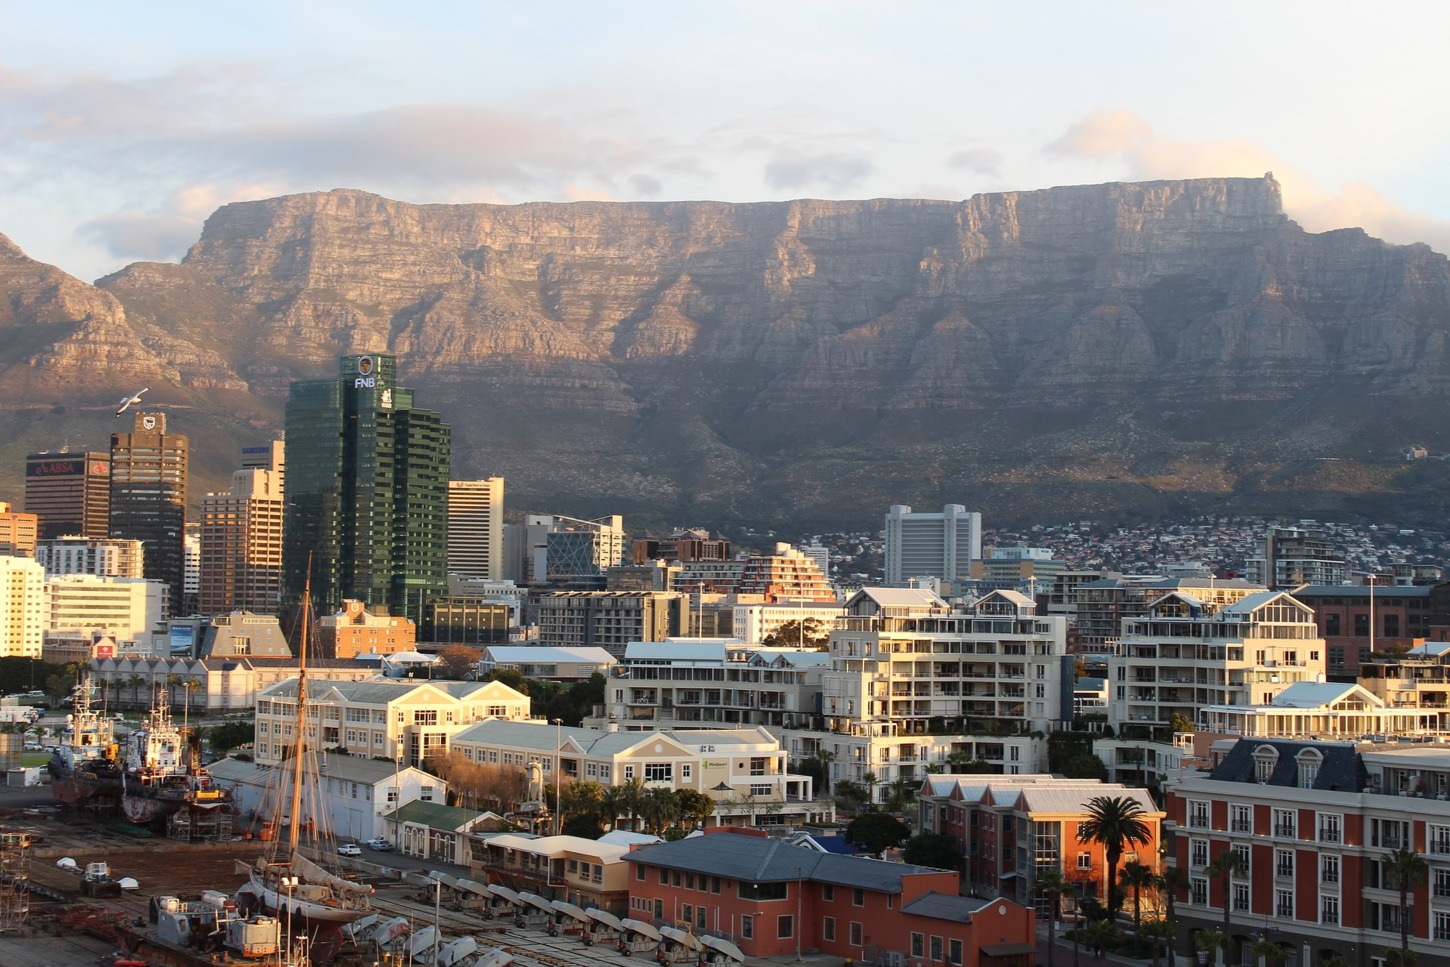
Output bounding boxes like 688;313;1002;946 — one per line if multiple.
764;152;874;192
947;148;1002;176
1046;109;1450;254
77;212;201;264
629;174;663;197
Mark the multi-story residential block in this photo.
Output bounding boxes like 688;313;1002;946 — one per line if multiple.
730;600;845;644
1164;738;1450;965
46;574;165;647
1360;642;1450;714
884;504;983;588
735;543;836;602
199;469;285;616
316;599;417;658
970;546;1067;597
479;645;616;681
916;774;1163;910
447;478;504;581
449;722;831;829
109;411;189;614
592;639;829;730
1108;586;1326;733
534;590;684;657
622;830;1037;964
1196;680;1450;741
254;678;535;767
1075;577;1262;657
784;587;1072;800
88;654;379;712
0;502;38;557
1292;584;1431;676
1244;524;1347;589
283;353;450;626
675;559;746;593
445;575;526;627
24;451;110;540
35;536;145;578
0;555;45;658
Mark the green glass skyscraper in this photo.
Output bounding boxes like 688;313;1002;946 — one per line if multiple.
283;354;450;626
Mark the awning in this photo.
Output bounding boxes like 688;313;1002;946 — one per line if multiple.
487;884;522;906
700;935;746;963
552;899;590;923
620;918;663;942
586;908;624;932
519;891;554;914
981;942;1037;956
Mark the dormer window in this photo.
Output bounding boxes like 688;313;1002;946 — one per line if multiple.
1296;748;1322;789
1253;745;1279;783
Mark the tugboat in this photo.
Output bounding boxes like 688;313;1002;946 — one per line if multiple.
120;689;232;839
47;677;122;810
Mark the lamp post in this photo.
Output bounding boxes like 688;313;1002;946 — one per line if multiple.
553;718;563;836
393;750;402;849
433;876;442;966
1072;888;1082;967
282;875;298;966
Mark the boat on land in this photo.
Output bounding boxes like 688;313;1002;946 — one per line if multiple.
47;677;122;809
120;689;233;839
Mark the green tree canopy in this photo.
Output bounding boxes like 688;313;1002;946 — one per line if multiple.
901;833;961;871
207;721;256;751
1064;752;1108;780
846;812;911;855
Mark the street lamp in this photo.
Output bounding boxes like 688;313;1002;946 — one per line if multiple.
552;718;563;836
433;876;442;966
281;875;298;965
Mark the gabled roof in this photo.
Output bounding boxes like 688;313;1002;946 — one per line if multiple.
624;833;949;890
845;587;949;612
381;799;493;832
450;720;778;757
1268;681;1380;709
1221;590;1296;615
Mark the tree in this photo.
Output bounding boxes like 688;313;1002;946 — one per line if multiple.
437;644;482;680
1169;713;1195;734
1205;850;1245;959
1036;866;1070;967
1083;919;1120;962
1141;921;1172;967
846;812;910;855
1251;938;1290;967
207;720;255;752
1384;847;1428;959
127;674;146;707
558;779;605;832
674;789;716;831
485;667;530;695
1194;931;1228;963
1078;795;1153;915
884;777;916;813
763;618;827;649
616;777;648;831
1120;860;1155;934
640;786;679;834
901;833;960;872
1064;752;1109;780
1383;952;1416;967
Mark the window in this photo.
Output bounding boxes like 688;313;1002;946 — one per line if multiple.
1233;844;1251;874
1077;821;1092;840
742;916;754;940
930;936;944;961
1321;855;1340;884
1435;869;1450;899
1321;894;1339;925
948;939;963;966
1191;877;1208;906
1078;852;1093;870
412;710;437;725
1430;825;1450;855
682;904;693;926
682;764;692;781
1318;814;1341;844
644;762;672;782
823;917;836;942
1233;883;1250;912
823;884;835;902
636;865;645;881
777;915;793;939
751;784;772;796
1273;808;1296;838
1190;839;1208;869
1275;850;1294;878
685;873;694;890
1189;801;1210;829
1435;911;1450;942
1276;890;1294;919
853;888;864;906
659;868;667;884
849;921;862;946
1297;749;1322;789
1231;804;1252;833
912;933;925;957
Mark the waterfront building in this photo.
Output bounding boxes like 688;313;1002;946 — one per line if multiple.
282;353;450;625
534;590;685;657
737;543;836;602
45;574;165;648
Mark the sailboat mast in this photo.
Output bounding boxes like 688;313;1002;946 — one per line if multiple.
287;568;311;857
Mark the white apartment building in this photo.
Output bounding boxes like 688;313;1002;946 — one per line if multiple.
46;573;166;647
1196;680;1450;741
729;600;845;644
34;537;145;578
0;555;45;658
883;504;982;587
449;721;832;828
1108;587;1327;732
447;478;504;581
591;639;830;731
784;587;1071;800
254;678;536;767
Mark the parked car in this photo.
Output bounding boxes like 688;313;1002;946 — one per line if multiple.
365;837;393;852
337;843;362;857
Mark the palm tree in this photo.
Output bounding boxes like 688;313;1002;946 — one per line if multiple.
861;770;878;809
1037;866;1069;967
164;673;183;708
1251;938;1289;967
1316;955;1348;967
600;784;628;830
814;748;835;796
1384;847;1428;959
1142;921;1172;967
1205;850;1245;963
886;777;916;813
639;786;679;835
1121;859;1155;934
617;777;648;831
127;674;146;708
1158;866;1188;967
1078;795;1153;915
1383;950;1417;967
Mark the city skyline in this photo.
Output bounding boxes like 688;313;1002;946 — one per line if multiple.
2;2;1448;282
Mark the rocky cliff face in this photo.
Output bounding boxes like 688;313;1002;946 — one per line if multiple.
4;175;1450;530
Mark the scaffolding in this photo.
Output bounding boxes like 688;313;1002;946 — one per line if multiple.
167;803;234;842
0;832;32;932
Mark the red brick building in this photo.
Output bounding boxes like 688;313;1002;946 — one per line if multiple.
623;828;1036;966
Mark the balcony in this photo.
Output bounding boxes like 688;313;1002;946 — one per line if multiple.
1274;824;1296;838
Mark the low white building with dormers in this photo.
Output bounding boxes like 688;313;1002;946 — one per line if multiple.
449;721;834;828
253;678;537;767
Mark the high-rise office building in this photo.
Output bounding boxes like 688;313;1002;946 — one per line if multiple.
0;555;45;658
110;412;188;614
239;439;286;482
283;353;450;625
447;478;504;581
24;451;110;540
883;503;982;587
0;502;39;557
35;537;145;578
200;469;285;616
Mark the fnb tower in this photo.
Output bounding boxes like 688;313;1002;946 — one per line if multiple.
282;354;450;626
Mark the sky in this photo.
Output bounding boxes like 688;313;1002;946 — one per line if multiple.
3;1;1449;282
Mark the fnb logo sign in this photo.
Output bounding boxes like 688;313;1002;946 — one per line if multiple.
355;355;376;388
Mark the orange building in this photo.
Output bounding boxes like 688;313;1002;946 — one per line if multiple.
623;828;1035;966
0;502;38;557
318;599;417;658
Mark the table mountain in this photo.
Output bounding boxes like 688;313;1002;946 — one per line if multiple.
5;173;1450;531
